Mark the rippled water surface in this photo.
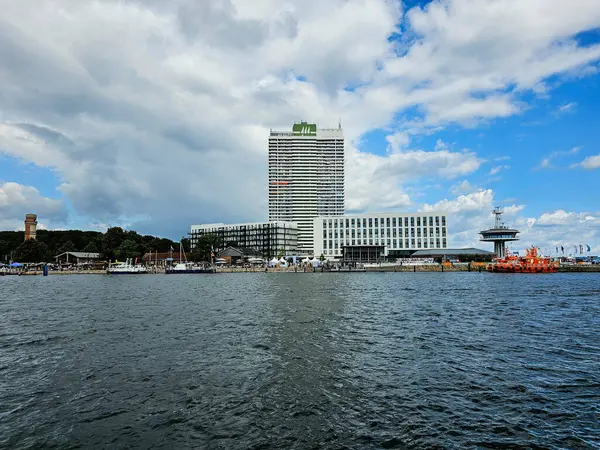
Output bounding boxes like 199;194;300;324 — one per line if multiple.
1;273;599;449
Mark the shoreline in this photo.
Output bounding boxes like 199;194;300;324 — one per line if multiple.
2;264;600;276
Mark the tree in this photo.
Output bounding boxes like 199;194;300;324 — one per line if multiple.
83;240;100;253
116;239;140;261
14;239;45;263
102;227;125;261
191;233;220;262
58;240;76;254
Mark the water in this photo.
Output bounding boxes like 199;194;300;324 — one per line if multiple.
1;273;599;449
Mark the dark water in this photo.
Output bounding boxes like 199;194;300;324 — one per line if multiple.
1;273;599;449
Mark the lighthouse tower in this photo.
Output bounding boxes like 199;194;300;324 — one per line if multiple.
479;207;519;258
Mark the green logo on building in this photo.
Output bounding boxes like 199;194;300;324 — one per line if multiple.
292;122;317;136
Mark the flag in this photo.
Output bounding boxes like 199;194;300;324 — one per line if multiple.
587;244;591;252
555;246;558;254
170;246;174;251
561;246;564;254
580;245;584;254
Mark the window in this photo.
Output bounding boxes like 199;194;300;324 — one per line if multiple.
392;218;396;227
430;228;434;237
435;216;439;226
442;217;446;226
411;227;415;236
417;229;421;237
368;229;373;237
351;218;355;227
436;227;440;236
442;228;446;237
417;217;421;227
399;240;403;248
436;238;440;247
387;239;391;246
429;217;433;227
418;239;422;248
369;239;373;245
386;218;390;227
351;229;355;238
323;220;327;228
442;238;447;248
346;219;349;228
393;239;397;247
323;230;326;238
411;239;415;247
374;218;378;227
393;228;397;237
405;229;409;237
323;240;327;249
334;230;338;238
404;217;409;227
329;240;333;248
369;218;373;227
424;240;428;248
410;217;415;226
328;231;332;238
352;239;355;245
329;219;333;226
375;229;379;236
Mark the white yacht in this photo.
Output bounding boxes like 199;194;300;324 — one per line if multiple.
106;258;148;274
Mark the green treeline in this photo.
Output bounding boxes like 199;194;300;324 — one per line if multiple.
0;227;188;263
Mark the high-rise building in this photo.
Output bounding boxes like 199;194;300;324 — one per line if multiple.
269;121;344;255
24;213;37;241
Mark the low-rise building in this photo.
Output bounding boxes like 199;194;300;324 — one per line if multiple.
189;221;298;259
54;252;102;265
313;212;448;261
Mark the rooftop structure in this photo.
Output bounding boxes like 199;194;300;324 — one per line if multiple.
479;207;520;258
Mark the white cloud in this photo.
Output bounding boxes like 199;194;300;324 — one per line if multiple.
572;154;600;169
557;102;577;115
420;191;599;253
489;164;510;175
0;0;599;236
450;180;477;195
0;181;67;230
537;146;581;169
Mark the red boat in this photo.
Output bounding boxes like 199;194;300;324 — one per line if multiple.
487;247;559;273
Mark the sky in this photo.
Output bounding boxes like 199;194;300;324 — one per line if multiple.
1;0;600;254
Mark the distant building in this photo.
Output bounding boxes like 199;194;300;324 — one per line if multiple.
269;121;344;255
313;212;449;261
190;221;298;258
217;246;262;264
54;252;101;265
24;214;37;241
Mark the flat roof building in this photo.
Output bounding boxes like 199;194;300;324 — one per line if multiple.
269;121;344;255
190;221;298;259
313;212;448;261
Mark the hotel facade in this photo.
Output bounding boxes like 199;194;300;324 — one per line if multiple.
313;212;448;261
268;121;344;255
190;221;298;258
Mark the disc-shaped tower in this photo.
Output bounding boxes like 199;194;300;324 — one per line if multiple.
479;207;519;258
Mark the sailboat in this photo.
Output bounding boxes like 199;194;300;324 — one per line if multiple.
165;241;215;274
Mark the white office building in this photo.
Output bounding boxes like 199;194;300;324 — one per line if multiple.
269;121;344;255
313;212;448;261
